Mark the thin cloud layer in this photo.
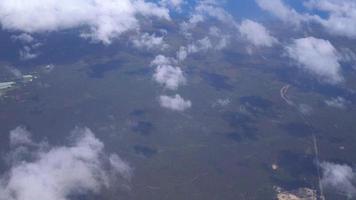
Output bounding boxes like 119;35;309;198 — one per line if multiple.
286;37;343;84
159;94;192;111
0;0;170;44
0;127;131;200
325;96;349;109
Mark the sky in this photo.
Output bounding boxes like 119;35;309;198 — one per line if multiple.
0;0;356;199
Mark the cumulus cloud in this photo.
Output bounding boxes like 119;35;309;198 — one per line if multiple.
306;0;356;38
239;19;278;47
286;37;343;84
153;64;186;90
159;94;192;111
0;127;131;200
132;33;168;50
150;55;187;91
321;162;356;198
0;0;170;44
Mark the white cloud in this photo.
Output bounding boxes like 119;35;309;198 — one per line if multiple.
306;0;356;38
11;33;34;43
159;94;191;111
109;154;132;181
0;0;170;44
209;27;230;50
132;33;168;50
180;0;236;37
196;37;212;51
176;37;214;61
286;37;343;84
153;64;186;90
177;46;189;61
151;54;176;66
215;37;228;50
325;96;348;109
5;66;22;79
339;48;356;63
19;46;38;60
43;64;55;73
239;19;278;47
151;55;186;90
257;0;356;39
194;0;235;25
213;98;231;107
256;0;307;25
298;104;313;115
0;127;131;200
321;162;356;198
9;126;33;146
12;32;41;60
